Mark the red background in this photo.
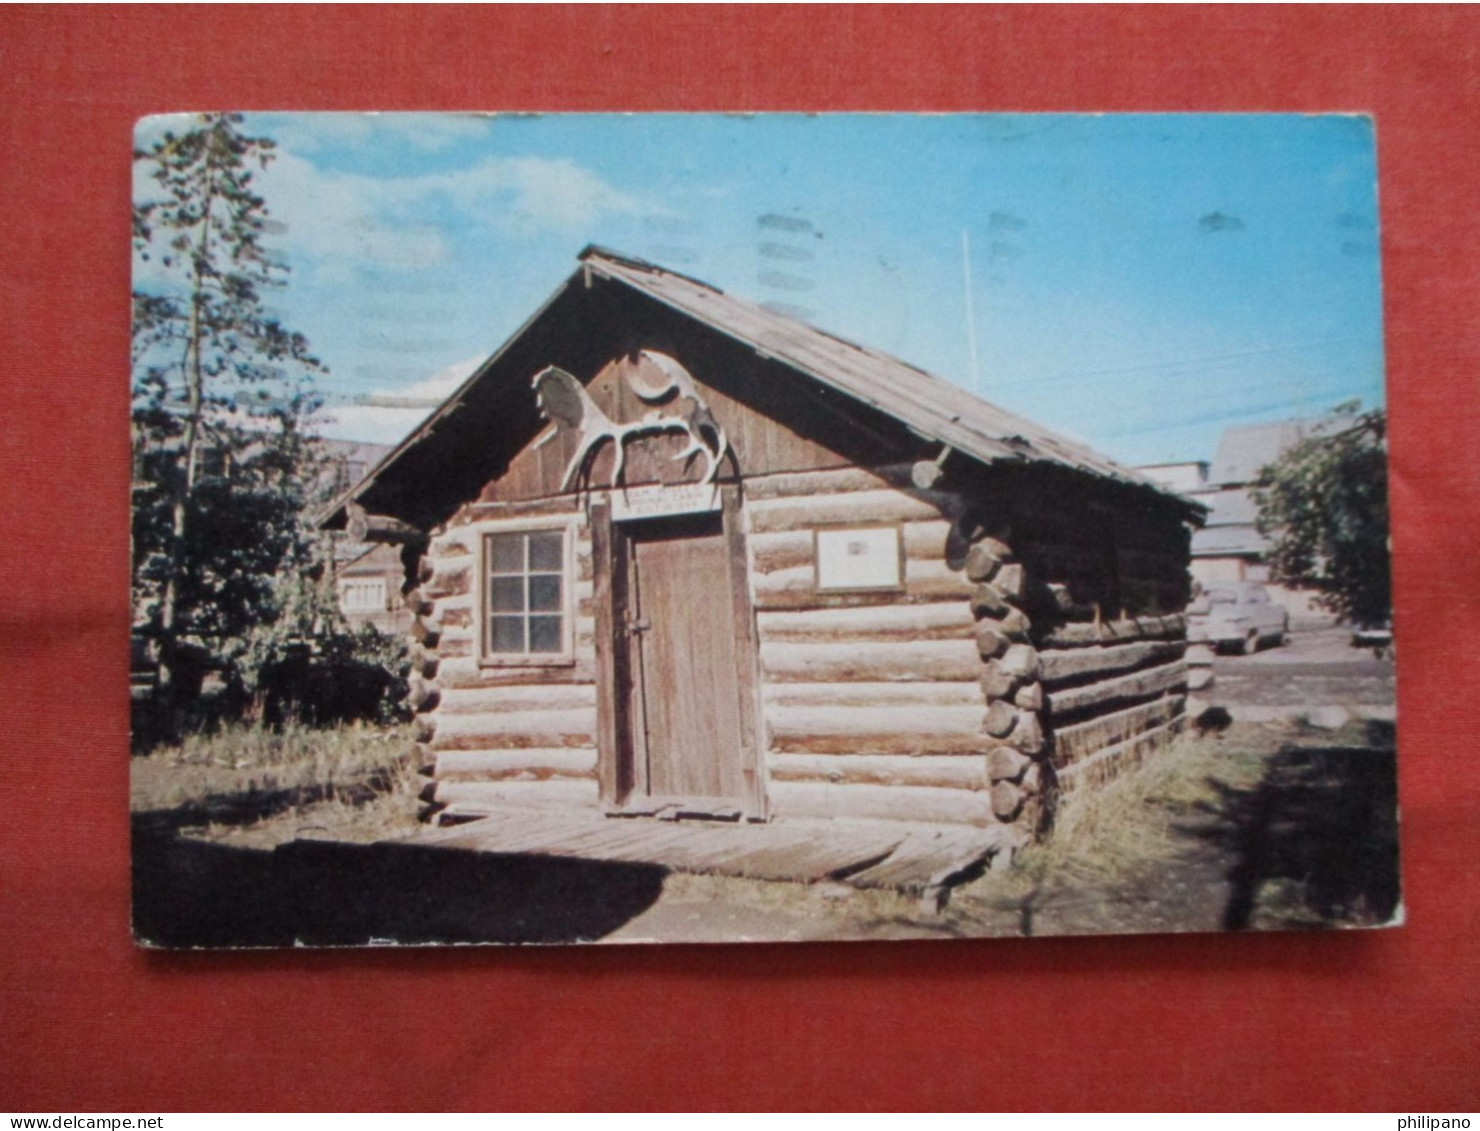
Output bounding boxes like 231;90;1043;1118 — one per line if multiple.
2;5;1477;1112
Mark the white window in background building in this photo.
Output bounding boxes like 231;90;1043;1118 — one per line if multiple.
339;577;388;615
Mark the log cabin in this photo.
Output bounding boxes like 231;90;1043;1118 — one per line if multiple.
322;247;1206;853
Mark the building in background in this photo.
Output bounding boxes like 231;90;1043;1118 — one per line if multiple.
319;439;413;634
1139;418;1335;621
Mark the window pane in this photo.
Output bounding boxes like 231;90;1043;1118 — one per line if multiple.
528;531;563;571
489;534;525;573
489;576;525;612
528;615;562;653
489;615;525;653
528;574;562;612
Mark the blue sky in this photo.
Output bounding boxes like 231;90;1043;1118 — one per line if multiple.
135;112;1385;466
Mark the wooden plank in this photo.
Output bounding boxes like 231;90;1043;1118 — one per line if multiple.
748;529;814;575
846;828;1012;891
408;809;1011;895
740;463;917;500
436;684;598;716
629;511;750;807
755;601;975;643
762;681;983;709
1051;695;1184;769
1037;614;1187;648
459;497;589;522
722;483;769;818
1056;718;1182;791
425;708;597;751
1038;639;1184;685
767;780;992;825
768;733;989;756
438;604;474;630
767;704;985;754
1045;659;1187;718
768;752;988;790
427;534;475;558
435;657;597;690
593;351;855;483
759;638;981;683
752;559;972;605
746;488;955;534
749;519;955;576
590;502;621;807
433;748;598;782
432;778;600;810
423;561;473;600
717;836;904;883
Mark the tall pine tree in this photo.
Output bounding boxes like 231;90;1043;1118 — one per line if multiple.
132;113;326;705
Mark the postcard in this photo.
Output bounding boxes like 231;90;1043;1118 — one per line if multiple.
130;112;1397;946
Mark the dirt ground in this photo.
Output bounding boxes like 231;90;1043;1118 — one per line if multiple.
606;720;1399;943
133;726;1399;947
131;621;1399;947
1206;618;1396;714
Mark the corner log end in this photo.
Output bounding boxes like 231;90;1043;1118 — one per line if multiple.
347;503;428;546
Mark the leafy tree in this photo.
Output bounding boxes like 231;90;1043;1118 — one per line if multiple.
233;556;412;727
1252;403;1391;627
132;113;326;703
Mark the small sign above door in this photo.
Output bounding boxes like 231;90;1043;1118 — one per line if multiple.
610;481;721;523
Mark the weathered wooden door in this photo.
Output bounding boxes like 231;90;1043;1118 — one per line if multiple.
613;506;762;816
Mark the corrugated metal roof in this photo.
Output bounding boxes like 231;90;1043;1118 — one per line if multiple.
323;248;1206;529
582;248;1194;508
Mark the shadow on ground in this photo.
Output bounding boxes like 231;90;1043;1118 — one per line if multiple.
132;810;668;948
1193;721;1400;930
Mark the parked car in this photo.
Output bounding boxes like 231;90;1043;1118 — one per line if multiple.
1187;581;1289;654
1352;621;1395;660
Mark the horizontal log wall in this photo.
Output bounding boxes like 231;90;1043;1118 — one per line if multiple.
757;603;976;642
1051;695;1184;770
433;748;598;782
993;481;1192;795
408;455;1194;832
433;778;600;813
742;465;999;827
412;501;601;816
767;780;994;826
1054;718;1181;792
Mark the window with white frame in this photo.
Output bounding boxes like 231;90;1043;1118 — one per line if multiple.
339;577;387;614
484;527;569;659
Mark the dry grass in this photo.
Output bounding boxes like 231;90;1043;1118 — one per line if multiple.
131;721;422;845
944;723;1290;935
1019;725;1274;890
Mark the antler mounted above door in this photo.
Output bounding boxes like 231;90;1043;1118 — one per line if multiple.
531;351;730;492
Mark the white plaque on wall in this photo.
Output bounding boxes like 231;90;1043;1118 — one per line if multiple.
610;482;721;523
815;526;902;591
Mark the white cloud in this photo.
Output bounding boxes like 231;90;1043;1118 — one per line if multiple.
315;355;483;445
255;152;452;271
448;155;647;232
316;404;431;446
398;357;483;401
255;148;650;274
266;112;495;155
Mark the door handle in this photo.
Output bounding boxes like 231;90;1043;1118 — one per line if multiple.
627;617;651;634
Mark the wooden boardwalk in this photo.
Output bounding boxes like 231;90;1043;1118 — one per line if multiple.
400;808;1018;904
